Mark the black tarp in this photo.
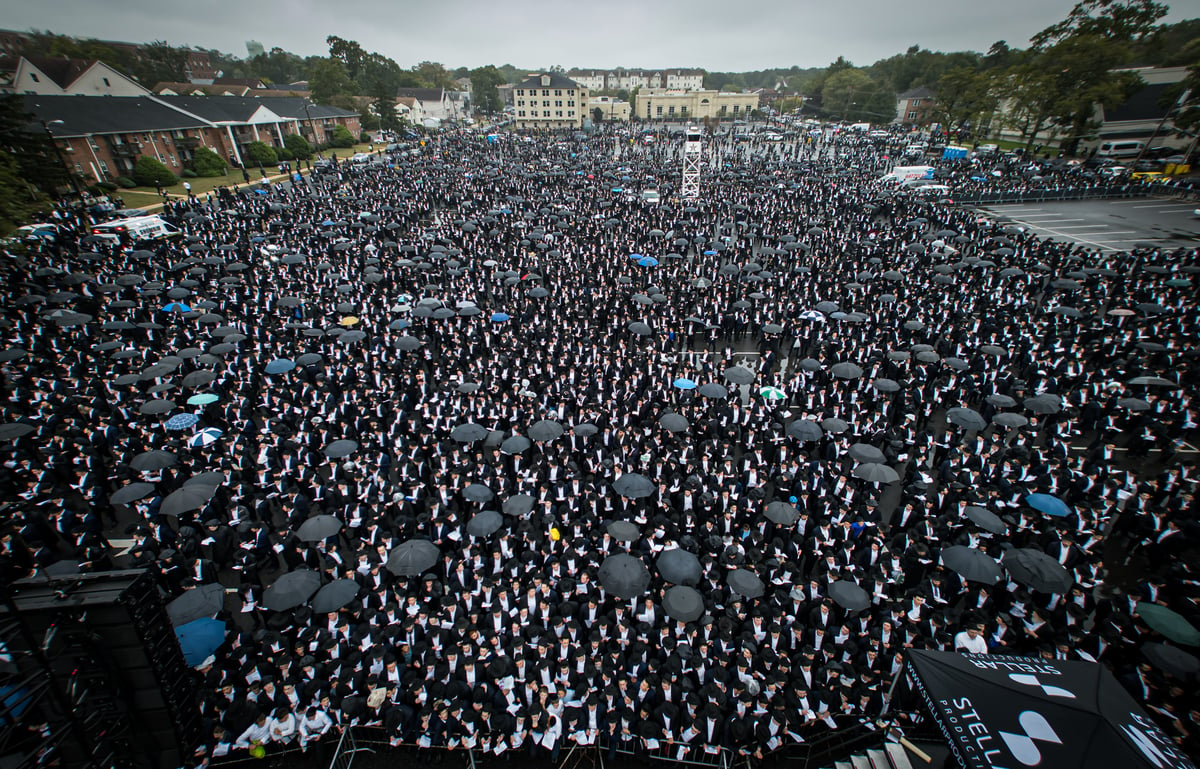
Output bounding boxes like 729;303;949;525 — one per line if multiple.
905;650;1195;769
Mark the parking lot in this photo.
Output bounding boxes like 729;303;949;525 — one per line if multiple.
978;197;1200;251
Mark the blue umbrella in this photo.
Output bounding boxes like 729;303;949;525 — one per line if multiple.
629;253;645;261
1026;493;1072;518
164;413;199;431
174;617;226;667
321;219;335;226
161;302;191;313
491;312;511;322
673;378;697;390
187;393;219;406
253;188;268;195
703;250;717;255
265;358;296;374
638;257;659;267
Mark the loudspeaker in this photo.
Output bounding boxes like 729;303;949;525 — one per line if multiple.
2;570;202;769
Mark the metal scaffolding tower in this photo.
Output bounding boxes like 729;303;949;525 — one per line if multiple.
681;125;702;201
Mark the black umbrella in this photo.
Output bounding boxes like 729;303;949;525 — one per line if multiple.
386;540;441;576
572;422;599;436
323;439;359;459
947;407;987;431
828;580;870;611
452;423;489;442
697;383;728;398
830;362;864;379
657;548;702;586
847;443;885;463
467;510;504;537
607;521;640;542
993;412;1030;428
0;423;35;440
727;568;764;598
613;473;655;498
462;483;494;502
599;553;651;599
1003;548;1073;593
501;435;531;454
297;514;343;542
1024;394;1063;414
786;419;823;441
873;378;901;393
941;545;1004;583
853;463;899;484
502;494;535;516
110;481;157;506
528;420;564;441
166;583;226;626
963;506;1008;535
723;365;755;384
310;579;361;614
160;485;216;517
662;586;705;622
764;501;799;525
822;417;850;434
1141;643;1200;678
263;569;321;611
659;413;690;433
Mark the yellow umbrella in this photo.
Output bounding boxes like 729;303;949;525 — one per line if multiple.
340;316;360;327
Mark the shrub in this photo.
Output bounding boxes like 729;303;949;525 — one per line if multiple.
191;146;227;177
244;141;278;167
180;168;198;178
116;176;137;189
329;125;355;148
284;133;312;160
132;156;178;187
276;148;294;162
359;131;372;144
86;185;103;196
96;181;118;191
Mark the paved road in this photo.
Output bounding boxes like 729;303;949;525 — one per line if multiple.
977;197;1200;252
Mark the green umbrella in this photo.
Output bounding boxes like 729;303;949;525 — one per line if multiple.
759;386;786;400
1136;603;1200;646
187;393;219;406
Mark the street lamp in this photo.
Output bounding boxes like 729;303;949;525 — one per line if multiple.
40;119;82;199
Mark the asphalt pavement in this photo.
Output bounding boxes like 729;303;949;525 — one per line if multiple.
977;197;1200;252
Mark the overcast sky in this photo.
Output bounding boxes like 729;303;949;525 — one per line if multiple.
5;0;1193;72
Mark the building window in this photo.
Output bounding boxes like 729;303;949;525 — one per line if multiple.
103;77;111;86
29;73;38;82
556;110;563;117
543;110;550;117
720;106;728;116
518;110;525;117
568;110;574;117
517;99;524;107
656;106;663;116
567;100;574;107
554;89;561;96
908;111;917;120
733;105;740;113
911;99;921;107
543;100;550;107
668;106;675;115
516;89;523;97
555;100;562;107
74;162;83;174
542;90;549;96
99;161;109;174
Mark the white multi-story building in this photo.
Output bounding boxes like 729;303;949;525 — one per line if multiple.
513;73;589;130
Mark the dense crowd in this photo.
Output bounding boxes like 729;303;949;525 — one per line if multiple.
1;125;1198;767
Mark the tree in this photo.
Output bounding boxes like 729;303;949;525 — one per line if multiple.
191;146;227;177
593;107;604;124
133;155;178;187
0;150;49;236
249;46;307;85
820;68;893;123
309;58;356;104
128;41;188;85
284;133;312;160
327;36;367;81
0;95;74;197
470;66;506;114
329;125;356;148
412;61;458;89
935;66;999;136
243;141;277;167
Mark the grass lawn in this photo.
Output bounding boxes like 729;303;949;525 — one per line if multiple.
112;143;377;212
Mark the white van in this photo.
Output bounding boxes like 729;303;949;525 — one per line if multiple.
90;215;181;245
1096;140;1144;159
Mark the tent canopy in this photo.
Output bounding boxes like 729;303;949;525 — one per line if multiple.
905;650;1194;769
